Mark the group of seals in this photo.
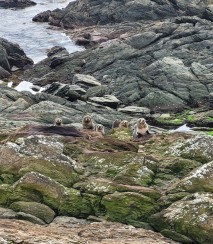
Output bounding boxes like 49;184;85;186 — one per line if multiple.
82;115;105;135
54;115;149;139
112;118;150;139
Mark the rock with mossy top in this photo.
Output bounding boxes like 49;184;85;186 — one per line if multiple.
149;192;213;244
102;191;159;224
167;135;213;163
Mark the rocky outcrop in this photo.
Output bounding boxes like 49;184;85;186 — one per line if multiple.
0;218;178;243
0;0;36;8
0;38;33;79
33;0;211;28
24;16;213;112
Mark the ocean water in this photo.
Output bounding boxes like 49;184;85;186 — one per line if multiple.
0;0;84;63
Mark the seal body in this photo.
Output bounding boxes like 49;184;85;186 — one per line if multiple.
95;124;105;135
54;118;63;126
119;120;129;128
132;118;150;138
82;115;95;130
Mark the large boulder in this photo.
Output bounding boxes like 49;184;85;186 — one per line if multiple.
150;193;213;244
0;38;33;78
0;0;36;8
33;0;210;27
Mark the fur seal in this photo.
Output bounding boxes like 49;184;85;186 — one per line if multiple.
112;119;121;129
54;118;63;126
82;115;95;130
95;124;105;135
132;118;150;138
119;120;129;128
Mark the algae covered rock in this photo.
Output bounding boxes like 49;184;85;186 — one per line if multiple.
168;161;213;194
0;136;79;186
102;191;159;224
13;172;65;209
168;135;213;163
150;193;213;244
113;162;154;186
10;201;55;224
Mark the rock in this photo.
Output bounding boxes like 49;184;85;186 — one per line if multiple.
168;135;213;163
44;82;86;101
102;191;159;224
73;74;101;88
0;66;10;79
51;216;89;226
0;38;33;74
0;0;36;8
32;10;51;22
0;218;179;243
118;106;150;115
0;135;79;186
149;192;213;244
209;93;213;108
10;201;55;223
88;95;120;109
75;37;91;46
0;207;16;219
73;178;161;199
13;172;66;209
39;0;209;28
16;212;45;225
47;46;67;57
0;184;13;205
167;161;213;194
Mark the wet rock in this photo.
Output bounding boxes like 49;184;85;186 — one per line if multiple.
32;10;51;22
0;0;36;8
76;37;91;46
47;46;67;57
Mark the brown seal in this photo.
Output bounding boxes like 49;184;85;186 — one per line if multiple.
132;118;150;138
82;115;95;130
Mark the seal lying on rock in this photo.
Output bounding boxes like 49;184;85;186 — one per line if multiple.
82;115;95;130
132;118;150;139
1;124;87;143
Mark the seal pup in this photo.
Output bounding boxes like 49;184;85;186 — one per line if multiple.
54;117;63;126
95;124;105;135
82;115;95;130
119;120;129;128
132;118;150;139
